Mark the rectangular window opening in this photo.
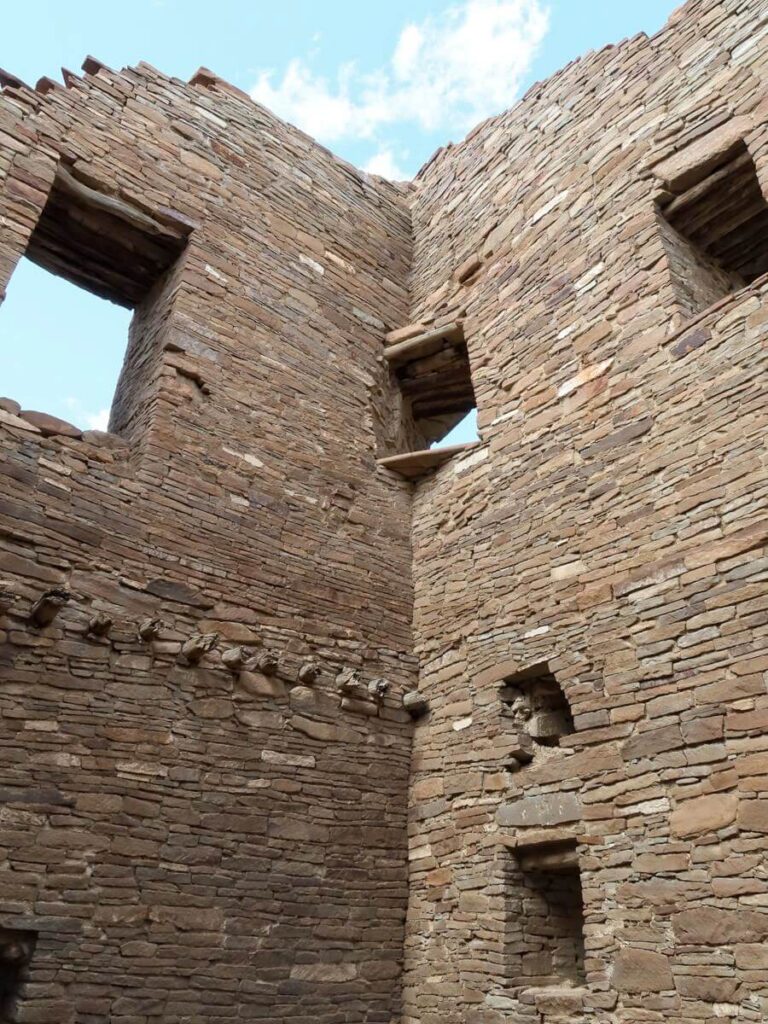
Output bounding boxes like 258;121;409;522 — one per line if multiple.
657;139;768;319
377;321;480;478
432;406;478;448
507;841;586;990
1;162;191;436
392;322;476;448
1;257;131;433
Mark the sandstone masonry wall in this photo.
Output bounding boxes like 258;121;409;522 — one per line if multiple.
403;0;768;1022
0;61;416;1023
3;1;768;1022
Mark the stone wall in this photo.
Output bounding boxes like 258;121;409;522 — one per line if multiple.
403;0;768;1021
656;212;742;321
0;61;416;1023
3;1;768;1022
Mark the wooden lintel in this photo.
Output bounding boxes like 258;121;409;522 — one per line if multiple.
518;844;579;873
383;321;464;366
56;165;190;240
377;442;480;479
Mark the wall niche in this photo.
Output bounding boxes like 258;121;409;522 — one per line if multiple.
499;662;574;771
506;840;586;991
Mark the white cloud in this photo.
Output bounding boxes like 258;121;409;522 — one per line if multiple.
251;0;549;175
86;408;110;431
392;25;423;80
363;149;410;180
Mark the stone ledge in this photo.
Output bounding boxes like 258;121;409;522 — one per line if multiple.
521;984;588;1016
503;827;581;850
649;116;754;192
377;442;480;479
0;398;128;449
663;268;768;355
497;791;582;829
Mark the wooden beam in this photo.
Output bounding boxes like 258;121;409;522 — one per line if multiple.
515;838;580;873
518;846;579;873
691;196;767;250
56;165;189;241
383;321;464;366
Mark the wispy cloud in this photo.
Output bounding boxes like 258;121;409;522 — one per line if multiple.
251;0;549;177
64;398;110;431
85;408;110;431
363;148;410;180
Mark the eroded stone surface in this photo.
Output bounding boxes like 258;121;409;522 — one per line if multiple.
20;409;82;437
612;949;674;993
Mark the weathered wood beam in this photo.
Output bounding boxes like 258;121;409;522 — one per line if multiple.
673;178;764;241
383;321;464;366
513;837;580;873
56;165;188;241
690;197;767;250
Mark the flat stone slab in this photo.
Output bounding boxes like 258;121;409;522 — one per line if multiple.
0;409;41;433
497;792;582;828
377;442;480;479
20;410;82;438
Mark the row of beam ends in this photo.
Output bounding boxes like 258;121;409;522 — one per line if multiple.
0;586;431;717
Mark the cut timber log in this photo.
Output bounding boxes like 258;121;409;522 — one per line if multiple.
383;322;464;367
377;442;480;479
517;841;580;873
57;165;188;240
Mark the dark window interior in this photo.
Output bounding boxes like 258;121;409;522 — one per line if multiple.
508;842;586;989
0;929;36;1023
657;140;768;317
26;163;191;308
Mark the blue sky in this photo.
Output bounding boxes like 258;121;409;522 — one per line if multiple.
1;0;679;435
